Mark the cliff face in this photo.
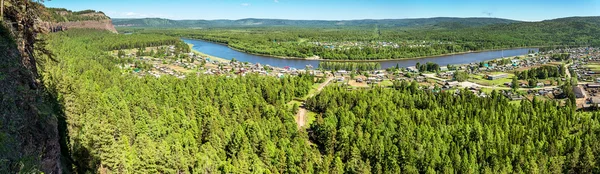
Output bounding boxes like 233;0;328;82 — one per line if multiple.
0;24;61;174
41;8;117;33
44;19;118;33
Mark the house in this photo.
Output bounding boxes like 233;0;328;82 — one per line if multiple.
367;77;377;83
573;86;586;98
487;74;508;80
587;84;600;88
592;97;600;107
445;81;459;88
510;95;524;101
536;82;545;88
407;66;419;73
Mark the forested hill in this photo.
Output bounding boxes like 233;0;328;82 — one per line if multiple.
112;17;519;28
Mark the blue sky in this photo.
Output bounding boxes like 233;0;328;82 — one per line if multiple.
44;0;600;21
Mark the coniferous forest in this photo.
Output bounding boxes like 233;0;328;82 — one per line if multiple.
33;29;600;173
2;1;600;173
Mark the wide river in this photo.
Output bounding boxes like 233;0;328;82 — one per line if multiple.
183;39;538;69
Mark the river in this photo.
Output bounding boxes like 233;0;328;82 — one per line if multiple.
182;39;538;69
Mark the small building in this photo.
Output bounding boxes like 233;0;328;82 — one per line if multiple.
573;86;585;98
510;95;524;101
407;66;419;73
592;97;600;107
445;81;459;88
536;82;545;88
587;84;600;88
367;77;377;82
487;74;508;80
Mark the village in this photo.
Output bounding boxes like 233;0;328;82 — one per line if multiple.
112;44;600;110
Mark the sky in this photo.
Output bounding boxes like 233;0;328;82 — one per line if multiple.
44;0;600;21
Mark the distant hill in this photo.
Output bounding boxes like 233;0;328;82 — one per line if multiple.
41;8;110;22
411;16;600;48
39;7;117;33
112;17;520;28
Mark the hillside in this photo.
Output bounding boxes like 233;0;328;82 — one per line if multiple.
423;16;600;47
0;24;61;173
40;7;117;33
112;17;519;28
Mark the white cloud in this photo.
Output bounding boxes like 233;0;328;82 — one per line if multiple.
241;3;251;6
274;0;279;3
126;12;139;16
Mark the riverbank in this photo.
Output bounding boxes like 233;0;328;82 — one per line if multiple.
183;38;539;70
322;47;541;62
227;44;542;62
189;38;540;62
228;46;322;60
187;43;230;63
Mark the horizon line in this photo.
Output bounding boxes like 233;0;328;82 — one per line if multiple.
108;15;600;22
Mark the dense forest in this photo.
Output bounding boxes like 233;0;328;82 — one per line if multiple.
3;1;600;172
515;66;565;80
306;84;600;173
40;29;318;173
54;30;183;50
35;29;600;173
129;17;600;60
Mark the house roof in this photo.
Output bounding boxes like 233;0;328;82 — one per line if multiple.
592;97;600;104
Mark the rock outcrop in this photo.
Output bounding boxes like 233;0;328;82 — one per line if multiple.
0;24;61;174
41;8;117;33
43;19;117;33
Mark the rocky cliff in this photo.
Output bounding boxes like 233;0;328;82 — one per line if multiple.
43;19;118;33
0;24;61;174
41;8;117;33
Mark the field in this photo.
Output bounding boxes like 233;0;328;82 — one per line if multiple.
348;79;369;88
469;73;515;86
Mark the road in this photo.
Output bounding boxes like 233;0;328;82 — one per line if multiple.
295;108;308;129
423;74;446;82
565;62;572;78
295;77;333;129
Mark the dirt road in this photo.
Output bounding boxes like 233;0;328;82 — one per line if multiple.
295;108;308;129
565;62;572;78
296;77;334;129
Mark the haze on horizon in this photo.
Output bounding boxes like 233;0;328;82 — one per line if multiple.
45;0;600;21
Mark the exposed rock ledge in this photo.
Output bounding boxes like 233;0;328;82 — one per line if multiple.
41;19;117;33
